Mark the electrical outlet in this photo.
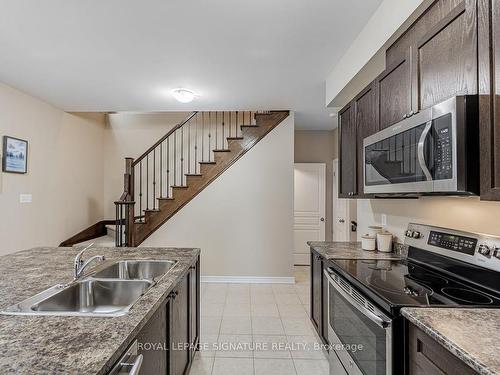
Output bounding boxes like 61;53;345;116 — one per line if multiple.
381;214;387;226
19;194;32;204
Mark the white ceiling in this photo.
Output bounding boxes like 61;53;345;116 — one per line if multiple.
0;0;382;130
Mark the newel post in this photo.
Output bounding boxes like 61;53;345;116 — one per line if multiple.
125;157;136;246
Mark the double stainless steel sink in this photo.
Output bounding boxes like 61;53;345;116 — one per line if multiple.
1;259;176;317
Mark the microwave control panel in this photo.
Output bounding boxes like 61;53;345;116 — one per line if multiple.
433;114;453;180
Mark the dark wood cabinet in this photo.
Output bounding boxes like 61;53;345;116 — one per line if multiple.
338;102;357;198
479;0;500;200
337;0;484;200
375;52;412;130
386;0;477;113
310;251;322;331
408;323;478;374
310;250;329;345
128;257;200;375
188;260;200;362
354;82;379;196
136;303;168;375
415;1;477;110
169;274;190;375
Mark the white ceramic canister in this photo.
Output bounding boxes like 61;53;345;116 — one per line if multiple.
377;232;393;253
361;235;376;251
368;226;383;238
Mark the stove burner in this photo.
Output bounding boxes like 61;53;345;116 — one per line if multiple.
407;266;449;287
366;276;432;297
407;273;449;287
365;277;404;295
441;287;494;305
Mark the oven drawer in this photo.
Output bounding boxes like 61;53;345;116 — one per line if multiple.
325;267;393;375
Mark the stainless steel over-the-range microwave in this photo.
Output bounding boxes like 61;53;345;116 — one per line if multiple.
363;96;479;196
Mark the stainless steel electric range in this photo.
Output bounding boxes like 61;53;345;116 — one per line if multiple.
324;223;500;375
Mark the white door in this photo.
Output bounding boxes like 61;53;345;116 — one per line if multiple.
332;159;356;241
294;163;326;265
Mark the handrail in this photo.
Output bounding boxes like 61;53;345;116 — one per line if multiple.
133;111;198;166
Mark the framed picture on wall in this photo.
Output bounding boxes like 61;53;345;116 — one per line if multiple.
2;136;28;174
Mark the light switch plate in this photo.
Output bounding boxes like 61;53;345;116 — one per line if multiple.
19;194;32;203
381;214;387;226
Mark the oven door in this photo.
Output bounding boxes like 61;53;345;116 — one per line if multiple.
325;268;393;375
363;96;458;195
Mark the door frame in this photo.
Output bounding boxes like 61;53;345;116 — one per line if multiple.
332;159;355;241
293;162;326;265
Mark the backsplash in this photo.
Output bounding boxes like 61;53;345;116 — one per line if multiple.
357;196;500;243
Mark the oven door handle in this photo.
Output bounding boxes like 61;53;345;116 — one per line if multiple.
325;269;391;329
417;120;433;181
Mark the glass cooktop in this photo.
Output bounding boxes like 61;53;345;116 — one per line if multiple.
330;258;500;312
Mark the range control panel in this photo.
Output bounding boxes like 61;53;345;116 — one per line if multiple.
404;223;500;273
427;231;477;256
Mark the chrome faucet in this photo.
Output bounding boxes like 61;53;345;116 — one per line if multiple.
74;243;106;280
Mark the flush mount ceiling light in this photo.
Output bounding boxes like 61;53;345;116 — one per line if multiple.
171;88;197;103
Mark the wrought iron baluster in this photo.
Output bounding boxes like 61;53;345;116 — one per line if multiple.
153;149;156;209
181;125;184;185
202;112;205;162
167;137;170;198
139;161;143;217
195;113;198;173
215;111;218;150
187;120;191;174
160;142;163;197
174;129;177;186
146;155;149;210
222;112;225;149
208;111;212;162
236;111;239;137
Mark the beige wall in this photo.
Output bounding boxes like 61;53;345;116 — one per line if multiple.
294;129;338;241
326;0;425;106
357;197;500;243
0;83;106;255
103;112;189;218
143;115;295;279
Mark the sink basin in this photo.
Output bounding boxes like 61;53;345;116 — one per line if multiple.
1;279;152;317
92;260;176;281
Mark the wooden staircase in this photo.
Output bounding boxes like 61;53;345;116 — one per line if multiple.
115;110;289;246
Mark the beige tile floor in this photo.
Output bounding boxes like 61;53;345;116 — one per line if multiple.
190;266;329;375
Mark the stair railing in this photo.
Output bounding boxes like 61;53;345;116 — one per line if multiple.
115;110;255;246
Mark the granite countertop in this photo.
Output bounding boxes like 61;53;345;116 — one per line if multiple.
402;307;500;375
307;241;405;260
0;246;200;375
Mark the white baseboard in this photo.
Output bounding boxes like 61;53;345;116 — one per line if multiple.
201;276;295;284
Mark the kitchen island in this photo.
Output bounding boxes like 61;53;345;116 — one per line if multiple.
0;246;200;375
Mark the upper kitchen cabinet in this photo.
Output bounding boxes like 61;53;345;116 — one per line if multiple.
338;102;357;198
354;82;379;196
374;51;412;130
386;0;478;113
478;0;500;200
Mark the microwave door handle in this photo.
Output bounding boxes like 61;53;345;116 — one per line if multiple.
324;270;391;329
417;120;433;181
